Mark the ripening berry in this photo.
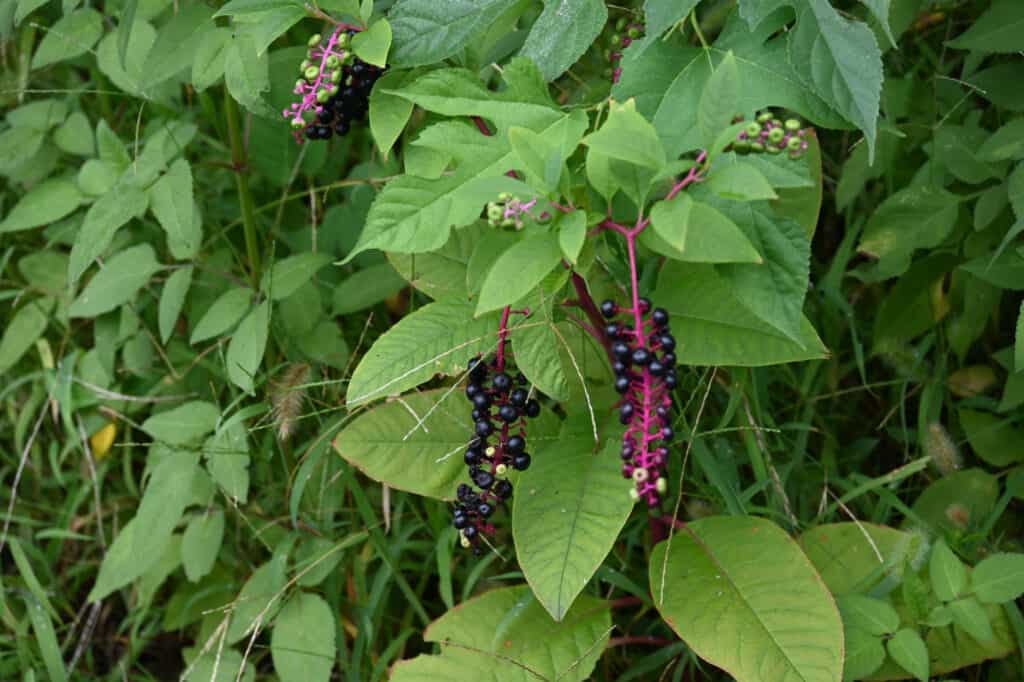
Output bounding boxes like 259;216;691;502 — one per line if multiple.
463;525;478;539
745;122;762;137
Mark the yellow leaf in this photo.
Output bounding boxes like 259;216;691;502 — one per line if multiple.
90;422;117;459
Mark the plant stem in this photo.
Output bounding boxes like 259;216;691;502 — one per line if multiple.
496;306;511;372
570;273;614;360
224;92;261;288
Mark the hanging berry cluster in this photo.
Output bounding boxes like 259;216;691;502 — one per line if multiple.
732;111;810;158
282;27;387;143
602;17;645;84
602;298;677;507
453;354;542;554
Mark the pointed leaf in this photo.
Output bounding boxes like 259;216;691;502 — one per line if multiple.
271;593;336;682
971;553;1024;604
182;510;225;582
69;244;161;318
159;267;193;344
519;0;607;82
226;300;270;393
930;539;967;602
886;628;929;681
476;232;563;316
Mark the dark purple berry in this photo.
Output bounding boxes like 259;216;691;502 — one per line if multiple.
472;393;491;410
524;400;541;418
613;342;631;360
453;514;469;529
464;449;481;465
619;403;634;424
606;323;621;338
463;525;478;539
631;348;651;366
613;360;628;375
507;435;525;453
510;388;528;406
649;360;665;376
494;480;513;499
499;405;518;422
492;373;512;391
614;376;630;393
512;453;531;470
474;471;494;489
457;483;473;501
662;352;676;366
637;297;651;314
477;502;494;518
475;420;493;437
661;426;674;441
601;300;618;318
658;334;676;351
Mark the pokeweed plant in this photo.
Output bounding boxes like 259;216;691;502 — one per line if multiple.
4;0;1024;681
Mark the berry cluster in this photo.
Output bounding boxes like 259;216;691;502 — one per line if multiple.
732;111;810;159
485;192;539;230
603;18;645;84
602;298;677;507
453;355;542;553
282;27;386;143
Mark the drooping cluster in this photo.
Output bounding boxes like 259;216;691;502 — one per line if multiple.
282;27;386;143
485;192;539;230
732;111;810;159
603;18;645;84
453;355;542;553
602;298;677;507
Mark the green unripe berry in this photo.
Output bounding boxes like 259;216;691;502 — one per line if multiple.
603;49;613;62
766;144;781;154
304;66;320;81
487;204;503;221
498;192;513;202
750;141;765;153
610;34;622;46
290;118;304;130
294;78;305;90
733;140;750;153
771;118;782;128
308;33;322;48
785;118;801;132
300;59;312;72
756;111;773;123
337;33;350;48
768;127;784;143
501;218;515;228
330;68;342;83
628;27;641;38
316;88;330;103
656;477;667;494
745;122;762;137
616;17;628;31
326;55;339;68
629;488;640;501
787;136;802;150
460;535;471;548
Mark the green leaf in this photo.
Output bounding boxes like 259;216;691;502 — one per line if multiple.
519;0;606;82
192;27;232;91
718;206;810;344
150;159;200;259
183;648;254;682
347;300;501;406
908;468;998;536
581;100;666;171
930;539;967;602
32;8;103;69
647;195;762;263
837;594;899;635
261;252;332;301
89;451;200;601
225;33;274;118
23;593;66;682
979;118;1024;162
858;185;960;279
476;232;563;316
297;320;350;370
842;627;885;682
1017;302;1024;373
226;556;287;643
886;628;929;681
0;178;82;233
799;522;923;595
159;266;193;344
949;597;995;642
650;515;843;682
142;401;220;446
335;388;559;499
190;287;253;344
971;553;1024;603
643;0;700;38
946;0;1024;53
53;111;95;156
698;51;739;148
390;586;610;681
204;422;251;503
0;298;52;374
294;537;345;587
182;510;224;582
388;0;519;67
215;0;303;17
226;300;270;394
788;3;883;158
346;173;528;260
707;162;777;201
654;262;826;365
558;211;586;265
961;249;1024;290
69;244;161;318
387;223;482;300
271;593;336;682
513;419;632;620
959;408;1024;467
95;19;156;97
332;263;407;315
509;316;571;401
143;3;217;84
352;18;391;67
369;69;420;157
68;182;149;287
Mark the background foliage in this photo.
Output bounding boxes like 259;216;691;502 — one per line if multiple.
2;0;1024;680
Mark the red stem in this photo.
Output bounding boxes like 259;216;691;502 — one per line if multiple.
496;306;511;372
472;116;492;136
571;273;614;361
609;596;643;609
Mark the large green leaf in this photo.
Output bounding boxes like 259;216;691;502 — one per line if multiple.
476;232;563;316
89;451;201;601
69;244;162;318
260;252;333;301
32;8;103;68
788;2;883;157
141;401;220;446
388;223;484;300
346;300;501;407
581;99;666;171
513;418;632;620
390;586;610;681
271;593;336;682
509;316;571;401
226;300;270;394
646;195;763;263
799;523;923;596
971;553;1024;604
519;0;606;82
181;509;224;582
698;51;740;148
68;182;149;286
653;261;827;366
143;3;217;85
0;298;53;374
946;0;1024;53
650;516;843;682
190;287;253;344
149;159;201;260
0;178;83;233
159;266;193;344
959;408;1024;467
224;33;274;118
226;556;287;643
388;0;519;67
643;0;700;39
334;388;559;499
